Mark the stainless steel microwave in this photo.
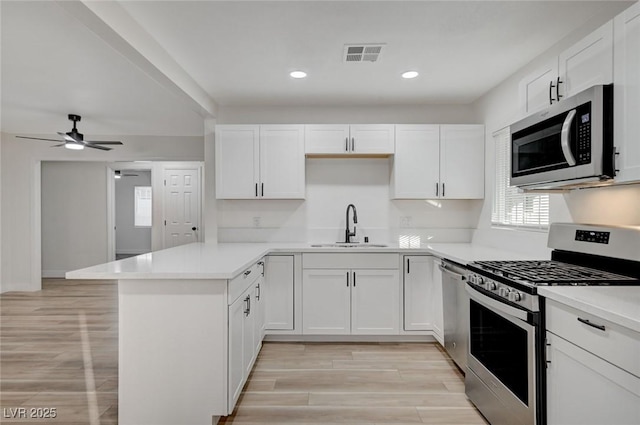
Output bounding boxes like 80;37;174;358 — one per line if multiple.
510;84;614;189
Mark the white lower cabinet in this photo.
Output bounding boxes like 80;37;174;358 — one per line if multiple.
546;332;640;425
264;255;295;330
227;261;265;414
302;268;399;335
545;299;640;425
302;269;352;334
403;255;434;331
301;254;400;335
228;284;254;410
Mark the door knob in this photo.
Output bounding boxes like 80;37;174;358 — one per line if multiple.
192;227;197;231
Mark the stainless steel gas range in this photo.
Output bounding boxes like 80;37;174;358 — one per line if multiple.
465;223;640;425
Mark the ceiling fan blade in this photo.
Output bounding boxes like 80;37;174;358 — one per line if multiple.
52;143;66;148
84;143;112;151
85;141;123;145
123;174;139;177
57;132;77;143
16;136;63;142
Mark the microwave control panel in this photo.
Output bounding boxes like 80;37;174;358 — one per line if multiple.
576;102;592;165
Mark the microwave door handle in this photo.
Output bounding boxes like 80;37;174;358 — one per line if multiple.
560;109;577;166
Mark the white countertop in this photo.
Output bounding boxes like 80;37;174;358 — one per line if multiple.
538;286;640;334
65;241;542;280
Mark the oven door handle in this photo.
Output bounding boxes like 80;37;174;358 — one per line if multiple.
560;109;577;166
466;283;529;322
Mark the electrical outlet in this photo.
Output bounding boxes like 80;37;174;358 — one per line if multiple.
400;216;413;228
252;217;261;228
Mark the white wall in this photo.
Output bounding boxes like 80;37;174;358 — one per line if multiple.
41;162;109;277
115;170;152;256
0;133;204;292
218;104;480;125
471;10;640;257
218;158;482;244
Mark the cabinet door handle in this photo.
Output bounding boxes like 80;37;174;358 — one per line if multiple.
442;183;445;197
556;77;563;102
353;271;356;287
577;317;605;331
256;283;261;301
436;182;439;197
407;258;410;274
255;183;258;197
346;272;349;287
351;137;355;152
345;137;349;152
549;80;555;104
244;296;250;316
261;182;264;197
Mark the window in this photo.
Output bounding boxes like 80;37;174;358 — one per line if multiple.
134;186;152;227
492;128;549;230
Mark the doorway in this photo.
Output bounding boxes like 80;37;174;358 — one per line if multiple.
115;169;152;260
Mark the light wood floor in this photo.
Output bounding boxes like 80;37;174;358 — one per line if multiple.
1;279;487;425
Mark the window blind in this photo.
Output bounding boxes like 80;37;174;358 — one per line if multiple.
491;128;549;230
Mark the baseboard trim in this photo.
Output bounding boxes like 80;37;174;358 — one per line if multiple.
116;249;150;255
42;270;66;278
264;334;437;343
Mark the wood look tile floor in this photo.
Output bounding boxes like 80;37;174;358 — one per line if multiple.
1;279;487;425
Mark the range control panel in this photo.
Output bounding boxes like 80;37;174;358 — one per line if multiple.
575;230;610;244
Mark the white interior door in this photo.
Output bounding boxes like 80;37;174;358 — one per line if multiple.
163;168;201;248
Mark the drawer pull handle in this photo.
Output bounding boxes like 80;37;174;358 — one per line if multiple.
244;270;252;277
577;317;605;331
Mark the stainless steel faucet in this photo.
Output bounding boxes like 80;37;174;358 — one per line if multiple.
344;204;358;243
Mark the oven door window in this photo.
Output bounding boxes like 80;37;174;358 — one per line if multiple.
469;299;529;405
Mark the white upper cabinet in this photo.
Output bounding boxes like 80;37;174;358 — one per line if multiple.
259;125;306;198
559;20;613;99
392;125;440;199
215;125;260;199
215;124;305;199
520;21;613;116
304;124;351;154
440;125;485;199
392;124;484;199
305;124;394;155
614;1;640;183
520;59;560;117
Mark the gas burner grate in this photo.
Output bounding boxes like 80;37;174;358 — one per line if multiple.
474;260;638;285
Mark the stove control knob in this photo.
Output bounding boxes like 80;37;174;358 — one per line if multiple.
498;287;510;298
509;291;522;302
468;275;476;284
477;276;485;287
486;281;497;291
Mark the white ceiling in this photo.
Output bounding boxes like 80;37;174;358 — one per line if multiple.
1;1;634;136
119;0;632;106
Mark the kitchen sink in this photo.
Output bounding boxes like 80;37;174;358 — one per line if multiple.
310;243;389;248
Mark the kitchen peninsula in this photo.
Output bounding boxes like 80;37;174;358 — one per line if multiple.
66;241;533;425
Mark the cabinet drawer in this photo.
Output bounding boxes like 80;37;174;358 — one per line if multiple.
302;253;398;270
546;299;640;377
228;262;262;305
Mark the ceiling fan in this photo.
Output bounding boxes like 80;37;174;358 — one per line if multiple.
16;114;123;151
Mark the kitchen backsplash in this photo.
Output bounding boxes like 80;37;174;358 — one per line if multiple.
217;158;483;243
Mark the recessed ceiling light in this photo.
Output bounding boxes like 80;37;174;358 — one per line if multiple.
290;71;307;79
401;71;419;79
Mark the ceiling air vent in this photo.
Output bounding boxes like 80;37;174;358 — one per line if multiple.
343;44;385;63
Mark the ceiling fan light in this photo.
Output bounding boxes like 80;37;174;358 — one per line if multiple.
289;70;307;79
65;142;84;150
